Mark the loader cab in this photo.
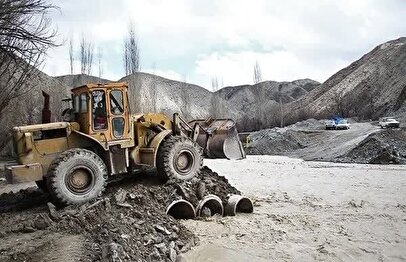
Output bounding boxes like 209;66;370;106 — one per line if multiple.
71;82;131;144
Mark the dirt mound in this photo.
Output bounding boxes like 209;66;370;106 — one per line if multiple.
285;118;325;130
246;119;324;155
338;128;406;164
0;167;240;261
247;129;305;155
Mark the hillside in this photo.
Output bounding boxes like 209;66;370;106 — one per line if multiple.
285;37;406;123
54;73;317;125
56;74;111;88
217;79;320;130
119;73;216;120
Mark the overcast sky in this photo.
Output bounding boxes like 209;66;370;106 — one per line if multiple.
44;0;406;90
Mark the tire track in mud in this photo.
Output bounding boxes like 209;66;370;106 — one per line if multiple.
0;232;91;262
39;235;90;262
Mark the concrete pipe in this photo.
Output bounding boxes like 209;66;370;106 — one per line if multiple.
225;195;254;216
196;194;224;217
166;200;196;219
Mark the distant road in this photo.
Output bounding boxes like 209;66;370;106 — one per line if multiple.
289;122;379;161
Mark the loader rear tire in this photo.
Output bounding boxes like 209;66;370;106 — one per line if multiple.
46;148;107;206
157;136;203;181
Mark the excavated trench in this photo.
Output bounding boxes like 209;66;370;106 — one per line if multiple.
0;166;252;261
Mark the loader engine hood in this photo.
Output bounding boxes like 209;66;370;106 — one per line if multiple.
12;122;80;158
12;122;79;134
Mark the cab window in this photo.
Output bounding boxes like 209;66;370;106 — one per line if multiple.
112;117;125;138
72;94;79;113
92;90;107;130
79;93;87;113
110;90;124;115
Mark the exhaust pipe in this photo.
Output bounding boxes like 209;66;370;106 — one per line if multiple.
225;195;254;216
196;194;223;217
166;200;196;219
42;91;51;123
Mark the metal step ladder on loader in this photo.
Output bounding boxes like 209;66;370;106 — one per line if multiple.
5;82;245;206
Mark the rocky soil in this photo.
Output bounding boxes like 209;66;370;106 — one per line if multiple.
338;127;406;164
0;167;239;261
246;119;324;155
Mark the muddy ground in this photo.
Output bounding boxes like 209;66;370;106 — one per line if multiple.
184;156;406;261
1;155;405;261
0;167;239;261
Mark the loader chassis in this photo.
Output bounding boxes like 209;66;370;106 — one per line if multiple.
5;82;245;205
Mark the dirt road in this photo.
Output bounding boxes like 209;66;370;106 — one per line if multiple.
183;156;406;261
248;122;380;162
290;123;379;161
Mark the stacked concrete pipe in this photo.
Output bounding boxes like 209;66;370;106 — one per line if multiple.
225;195;254;216
196;194;224;217
166;200;196;219
166;195;254;219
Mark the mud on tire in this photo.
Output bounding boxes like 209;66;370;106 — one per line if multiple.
46;148;107;206
156;136;203;181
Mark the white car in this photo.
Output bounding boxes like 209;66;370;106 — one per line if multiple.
325;120;336;130
335;119;350;130
379;117;400;128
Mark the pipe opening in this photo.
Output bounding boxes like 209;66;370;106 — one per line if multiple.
196;195;223;217
166;200;196;219
225;195;254;216
236;198;254;213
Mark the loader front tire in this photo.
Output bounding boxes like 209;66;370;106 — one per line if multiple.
157;136;203;181
46;148;107;206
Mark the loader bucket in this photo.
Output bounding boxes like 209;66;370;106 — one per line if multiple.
189;119;246;160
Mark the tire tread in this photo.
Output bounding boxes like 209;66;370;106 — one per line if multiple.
47;148;107;206
156;136;203;181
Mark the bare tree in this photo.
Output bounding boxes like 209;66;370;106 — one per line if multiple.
69;36;74;74
180;75;190;119
80;35;94;75
332;93;350;118
0;0;57;118
253;60;262;84
210;76;223;118
80;36;85;74
211;77;218;91
0;0;57;153
149;62;157;112
123;22;140;75
253;61;266;128
86;40;93;75
128;74;143;113
97;46;103;80
278;84;284;127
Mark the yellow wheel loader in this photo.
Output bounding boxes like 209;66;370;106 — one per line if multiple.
5;82;245;206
